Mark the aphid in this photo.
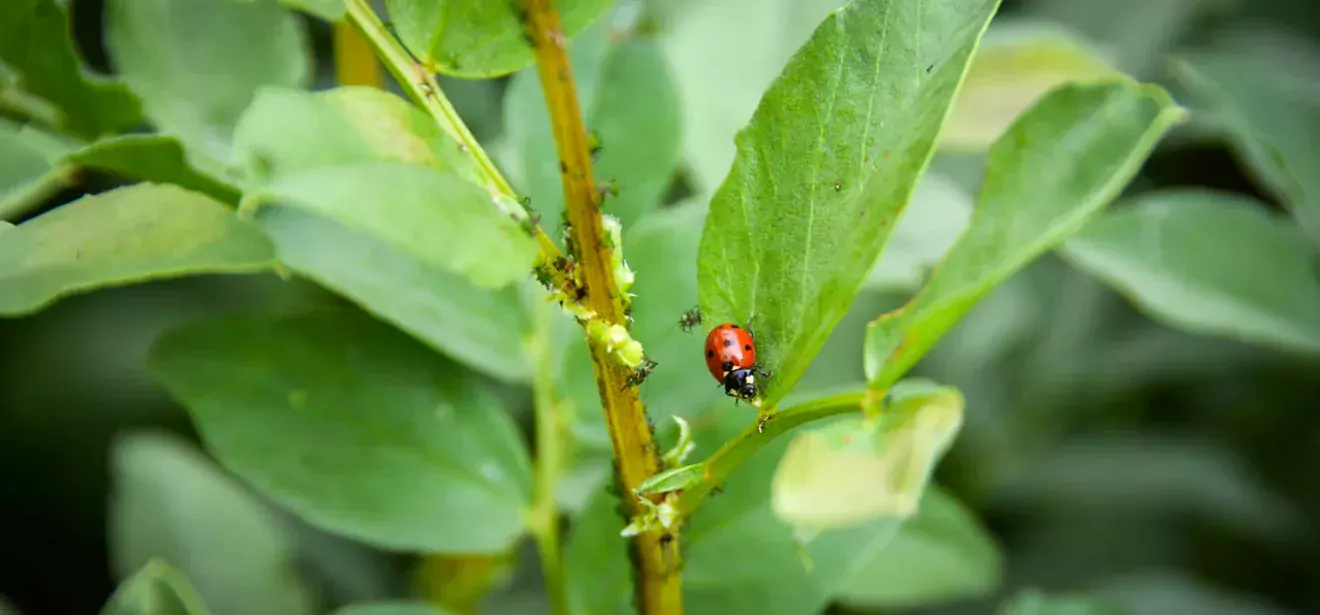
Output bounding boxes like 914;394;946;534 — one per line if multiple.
623;357;658;390
677;306;702;333
704;322;771;403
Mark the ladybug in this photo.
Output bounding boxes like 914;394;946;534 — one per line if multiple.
704;322;771;402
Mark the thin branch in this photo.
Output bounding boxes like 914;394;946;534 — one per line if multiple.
530;305;570;615
514;1;682;613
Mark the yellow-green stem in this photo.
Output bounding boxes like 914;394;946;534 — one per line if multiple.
332;16;384;87
530;307;570;615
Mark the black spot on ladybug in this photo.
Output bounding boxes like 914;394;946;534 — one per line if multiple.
723;339;733;347
706;350;714;358
730;324;740;329
744;344;751;351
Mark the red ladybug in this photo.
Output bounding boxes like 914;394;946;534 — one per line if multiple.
704;322;771;402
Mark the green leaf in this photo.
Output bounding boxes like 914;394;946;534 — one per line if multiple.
0;119;75;220
101;560;213;615
1098;571;1292;615
770;381;964;528
279;0;344;20
1000;590;1127;615
696;0;1003;407
1063;189;1320;354
106;0;309;171
0;183;276;316
942;23;1120;150
250;162;537;289
837;486;1001;609
865;81;1184;389
863;172;972;292
331;604;455;615
563;487;633;615
1173;36;1320;244
384;0;612;77
0;0;141;137
256;208;531;382
148;310;533;553
66;135;241;204
108;431;316;615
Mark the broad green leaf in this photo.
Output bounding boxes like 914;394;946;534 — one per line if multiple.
0;183;276;316
256;208;531;382
279;0;344;20
384;0;612;77
1099;571;1292;615
942;22;1119;150
0;0;141;137
148;310;533;552
332;604;455;615
662;0;848;195
106;0;309;172
0;119;74;220
1173;36;1320;244
108;431;316;615
101;560;212;615
1000;590;1127;615
250;162;537;289
67;135;241;204
865;81;1184;389
838;486;1000;609
864;172;973;292
771;381;964;528
696;0;1003;408
1064;190;1320;354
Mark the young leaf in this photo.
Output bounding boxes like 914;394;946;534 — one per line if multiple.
148;310;533;553
66;135;241;204
770;381;964;528
1000;590;1127;615
106;0;309;171
0;0;141;137
837;486;1001;609
384;0;612;77
0;183;277;316
108;431;316;615
0;119;74;220
257;208;532;383
101;560;213;615
696;0;1003;408
1063;190;1320;354
865;81;1185;389
331;604;455;615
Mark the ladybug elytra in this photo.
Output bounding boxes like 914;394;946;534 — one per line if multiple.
704;322;771;403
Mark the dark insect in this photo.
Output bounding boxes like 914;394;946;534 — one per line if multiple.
677;306;702;333
704;322;772;403
623;357;659;390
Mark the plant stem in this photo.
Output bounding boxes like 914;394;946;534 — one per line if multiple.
677;390;868;519
515;1;682;613
530;306;570;615
332;16;384;87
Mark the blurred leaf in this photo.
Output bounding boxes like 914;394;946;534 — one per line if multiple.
661;0;847;194
1064;189;1320;354
0;183;276;316
106;0;309;172
864;172;973;292
697;0;1002;408
280;0;344;20
943;22;1119;150
257;208;531;383
0;596;14;615
108;430;316;615
251;162;537;289
563;487;632;615
837;485;1001;609
770;381;964;528
0;119;74;220
1098;571;1291;615
0;0;141;137
66;135;241;203
1000;590;1127;615
384;0;612;77
331;603;455;615
101;560;213;615
1174;37;1320;244
1020;0;1213;75
148;310;533;553
865;81;1184;389
413;552;516;615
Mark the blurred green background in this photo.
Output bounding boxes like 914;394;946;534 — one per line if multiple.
3;0;1320;614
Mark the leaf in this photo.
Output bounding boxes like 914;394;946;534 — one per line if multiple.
257;208;531;382
251;162;537;289
0;183;277;316
864;172;973;292
108;431;316;615
865;81;1184;389
1173;34;1320;244
0;119;74;220
384;0;612;77
279;0;345;20
1063;189;1320;354
101;560;213;615
0;0;141;137
696;0;1004;408
942;22;1120;150
148;310;534;553
331;604;455;615
1098;571;1292;615
563;487;633;615
1000;590;1127;615
837;486;1001;609
106;0;309;171
66;135;241;204
770;381;964;528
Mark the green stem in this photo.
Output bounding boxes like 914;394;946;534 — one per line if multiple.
676;390;867;518
530;309;570;615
